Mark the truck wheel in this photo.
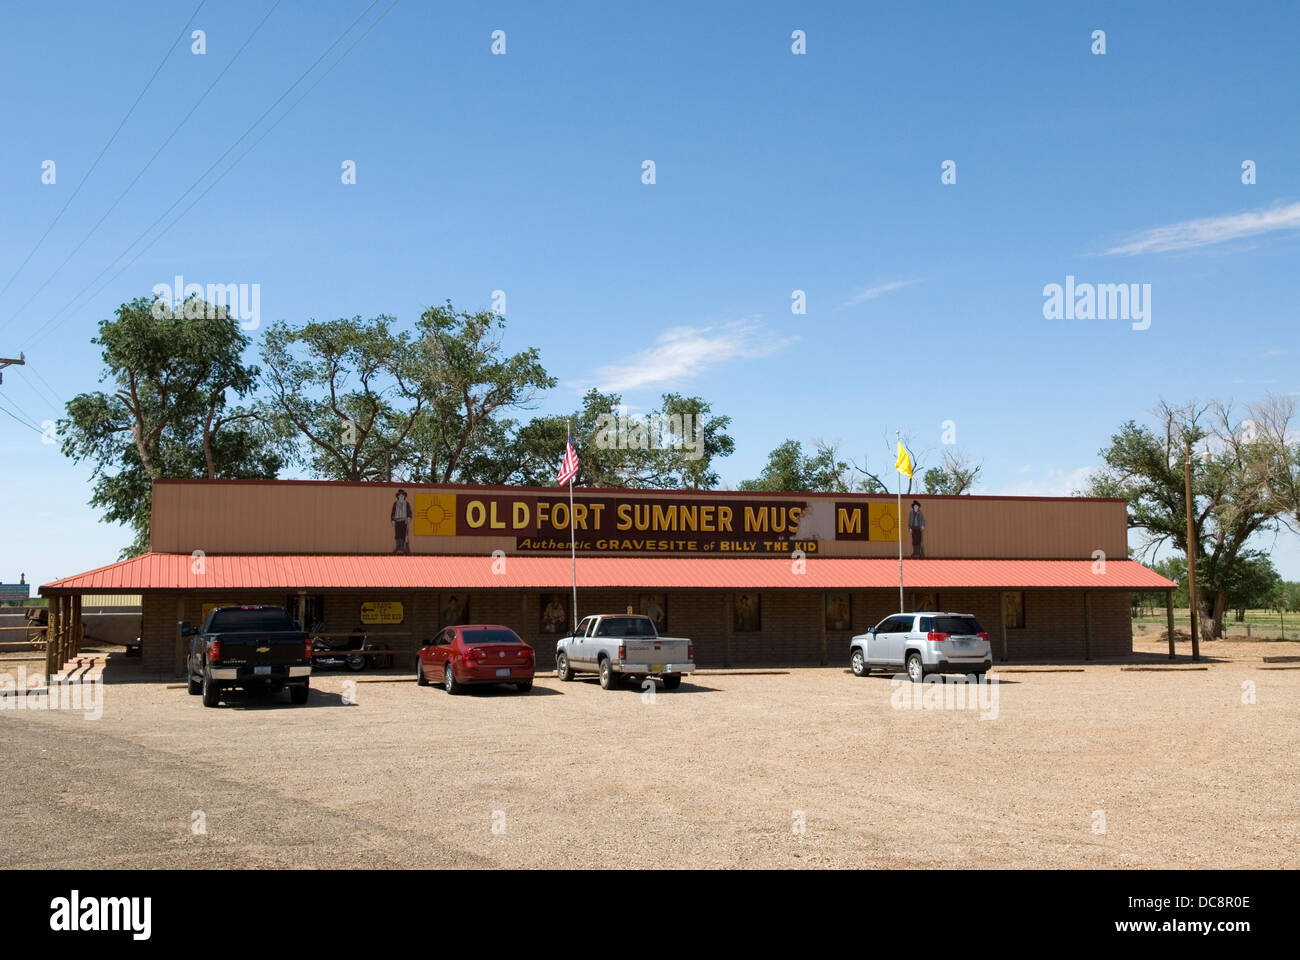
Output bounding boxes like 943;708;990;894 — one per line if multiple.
555;651;574;681
289;683;309;705
906;652;924;684
851;649;868;677
598;658;618;690
201;671;220;708
346;654;366;672
444;662;462;695
416;658;429;686
516;680;533;693
661;674;682;690
187;672;202;695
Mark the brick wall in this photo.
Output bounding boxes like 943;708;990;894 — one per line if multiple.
138;586;1132;677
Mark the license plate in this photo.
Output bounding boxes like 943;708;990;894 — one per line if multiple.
254;665;271;676
651;664;665;672
495;667;511;677
954;639;972;647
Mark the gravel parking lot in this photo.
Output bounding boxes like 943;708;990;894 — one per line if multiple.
2;644;1297;869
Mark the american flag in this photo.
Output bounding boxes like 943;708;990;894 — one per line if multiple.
556;435;579;486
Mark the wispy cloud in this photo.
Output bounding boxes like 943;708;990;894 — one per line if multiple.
1104;201;1300;256
837;278;922;310
592;319;797;392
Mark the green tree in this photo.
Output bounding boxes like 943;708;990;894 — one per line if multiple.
404;302;556;483
260;315;426;481
1226;554;1282;621
59;296;281;556
475;389;735;488
740;439;856;492
1241;394;1300;532
922;449;982;495
1085;400;1281;639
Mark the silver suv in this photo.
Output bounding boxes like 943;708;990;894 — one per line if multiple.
850;612;991;682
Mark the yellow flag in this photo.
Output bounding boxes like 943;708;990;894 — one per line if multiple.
895;441;913;478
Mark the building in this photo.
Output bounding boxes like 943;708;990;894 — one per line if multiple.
40;479;1176;676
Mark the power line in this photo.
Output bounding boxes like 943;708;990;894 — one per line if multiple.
0;1;205;307
0;1;283;337
0;397;45;434
12;365;64;415
21;0;396;352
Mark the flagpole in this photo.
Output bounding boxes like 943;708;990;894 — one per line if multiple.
897;429;904;613
568;421;578;632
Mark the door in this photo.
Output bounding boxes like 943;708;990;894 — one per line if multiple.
875;616;909;666
895;615;920;665
569;617;593;666
428;628;452;677
867;617;893;665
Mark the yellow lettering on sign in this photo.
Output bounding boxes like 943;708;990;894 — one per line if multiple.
465;500;487;529
616;504;632;530
718;506;733;532
361;601;404;624
513;501;530;529
745;506;768;532
837;507;861;535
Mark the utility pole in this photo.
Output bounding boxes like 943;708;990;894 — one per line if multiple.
1183;441;1201;663
0;352;24;385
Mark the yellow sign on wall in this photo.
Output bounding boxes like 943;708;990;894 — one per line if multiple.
202;601;242;621
361;601;404;624
413;493;457;536
868;503;900;542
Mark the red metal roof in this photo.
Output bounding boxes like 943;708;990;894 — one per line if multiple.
41;553;1176;593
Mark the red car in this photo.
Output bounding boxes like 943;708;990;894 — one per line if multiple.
416;624;535;694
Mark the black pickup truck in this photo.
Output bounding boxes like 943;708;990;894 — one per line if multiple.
183;605;312;707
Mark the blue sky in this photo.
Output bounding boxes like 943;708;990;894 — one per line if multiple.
1;0;1298;587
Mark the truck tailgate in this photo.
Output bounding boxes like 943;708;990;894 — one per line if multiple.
623;638;690;666
210;632;306;664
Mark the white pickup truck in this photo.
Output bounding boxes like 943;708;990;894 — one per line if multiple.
554;614;695;690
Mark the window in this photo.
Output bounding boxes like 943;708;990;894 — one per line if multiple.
286;593;326;630
207;607;297;632
595;617;656;638
935;615;984;635
1002;592;1025;630
907;591;937;612
461;629;522;644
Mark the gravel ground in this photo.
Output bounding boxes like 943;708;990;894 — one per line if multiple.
2;653;1297;869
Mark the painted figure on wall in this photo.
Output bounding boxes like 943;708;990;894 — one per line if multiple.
541;594;568;634
440;594;468;628
908;500;926;559
639;594;667;633
391;489;413;554
825;593;851;631
734;593;761;632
